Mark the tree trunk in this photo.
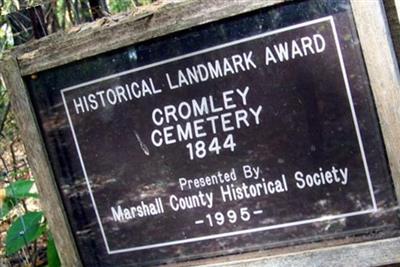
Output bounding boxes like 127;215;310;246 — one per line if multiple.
45;0;60;33
17;0;28;9
88;0;108;20
66;0;76;25
79;0;93;22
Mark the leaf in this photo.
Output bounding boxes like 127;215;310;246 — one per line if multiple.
6;211;44;256
5;180;38;199
0;197;16;219
47;233;61;267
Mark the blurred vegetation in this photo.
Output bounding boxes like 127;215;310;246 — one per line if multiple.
0;0;154;265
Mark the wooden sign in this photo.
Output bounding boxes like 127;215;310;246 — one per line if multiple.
1;0;400;266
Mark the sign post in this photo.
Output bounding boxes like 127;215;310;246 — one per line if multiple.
1;0;400;266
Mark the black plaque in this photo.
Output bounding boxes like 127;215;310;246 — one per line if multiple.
26;0;399;266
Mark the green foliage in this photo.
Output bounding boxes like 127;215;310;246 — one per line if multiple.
0;176;37;218
0;0;17;15
110;0;134;13
0;0;14;52
0;25;12;55
5;211;45;256
139;0;153;5
5;179;38;199
46;233;61;267
0;197;15;218
1;177;42;256
109;0;154;13
0;83;8;110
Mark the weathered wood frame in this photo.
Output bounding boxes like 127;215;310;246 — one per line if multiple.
1;0;400;266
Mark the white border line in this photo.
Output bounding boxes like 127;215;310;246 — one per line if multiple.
60;16;377;254
61;92;112;254
109;209;374;254
330;19;377;210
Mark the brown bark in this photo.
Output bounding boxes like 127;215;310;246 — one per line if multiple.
45;0;60;33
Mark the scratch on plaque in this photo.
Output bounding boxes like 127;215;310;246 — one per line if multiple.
134;131;150;156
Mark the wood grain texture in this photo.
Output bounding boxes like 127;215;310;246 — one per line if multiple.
165;233;400;267
351;0;400;203
8;0;288;76
203;237;400;267
0;56;82;267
